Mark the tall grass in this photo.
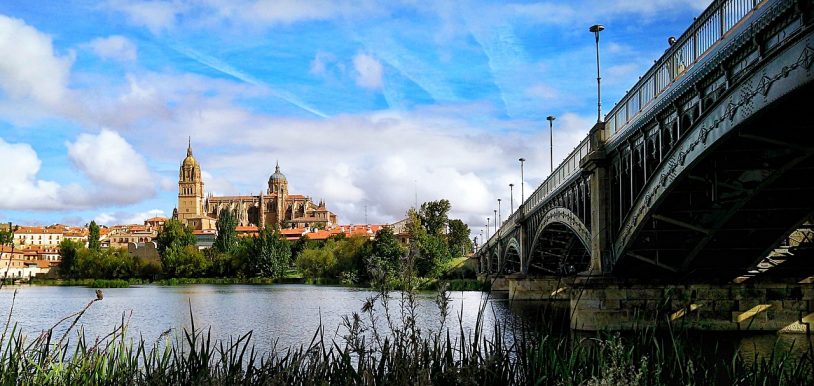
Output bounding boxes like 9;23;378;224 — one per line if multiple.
0;277;812;384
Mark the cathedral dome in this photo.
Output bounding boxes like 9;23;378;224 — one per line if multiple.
182;139;198;168
269;162;286;183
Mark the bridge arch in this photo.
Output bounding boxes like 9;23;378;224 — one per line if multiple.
501;238;522;274
488;248;501;274
611;41;814;278
525;208;591;276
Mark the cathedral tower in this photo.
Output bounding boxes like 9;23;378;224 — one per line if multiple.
177;138;205;224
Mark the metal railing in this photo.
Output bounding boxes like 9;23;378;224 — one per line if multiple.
481;136;592;250
479;0;766;255
603;0;766;140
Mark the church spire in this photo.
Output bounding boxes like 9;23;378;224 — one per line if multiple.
275;160;280;173
187;136;193;157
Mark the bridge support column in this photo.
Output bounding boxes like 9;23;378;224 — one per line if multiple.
570;277;814;332
582;122;611;273
507;275;572;300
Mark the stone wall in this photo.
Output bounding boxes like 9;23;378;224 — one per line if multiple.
570;278;814;333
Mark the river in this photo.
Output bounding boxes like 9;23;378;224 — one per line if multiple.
0;284;811;362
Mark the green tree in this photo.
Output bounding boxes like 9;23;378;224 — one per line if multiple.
296;247;335;278
447;219;472;257
156;219;197;277
370;227;405;270
419;199;451;236
88;221;101;251
333;235;372;277
213;208;238;254
58;239;83;278
249;228;291;278
0;223;13;245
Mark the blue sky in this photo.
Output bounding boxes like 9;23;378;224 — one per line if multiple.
0;0;710;229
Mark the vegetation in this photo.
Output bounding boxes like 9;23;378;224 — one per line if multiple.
88;220;101;251
48;198;475;287
1;258;811;385
58;239;161;280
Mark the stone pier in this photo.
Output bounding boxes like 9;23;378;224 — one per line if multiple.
507;276;572;300
569;277;814;333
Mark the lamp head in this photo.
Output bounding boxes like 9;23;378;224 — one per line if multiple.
589;24;605;33
519;157;526;162
509;183;514;187
546;115;556;121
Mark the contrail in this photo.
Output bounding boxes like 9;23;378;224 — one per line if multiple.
171;44;329;118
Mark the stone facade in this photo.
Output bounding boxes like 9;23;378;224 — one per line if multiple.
174;141;337;230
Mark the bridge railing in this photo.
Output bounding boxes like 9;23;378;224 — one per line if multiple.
480;135;592;253
524;136;592;216
478;0;766;258
603;0;766;141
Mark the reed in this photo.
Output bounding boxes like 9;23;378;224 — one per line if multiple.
0;284;811;384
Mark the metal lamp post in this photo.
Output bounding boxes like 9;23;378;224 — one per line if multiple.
486;218;490;240
589;24;605;123
509;183;514;214
519;158;526;203
547;115;556;175
497;198;502;225
493;209;497;234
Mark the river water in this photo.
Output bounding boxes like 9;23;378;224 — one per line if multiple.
0;284;811;362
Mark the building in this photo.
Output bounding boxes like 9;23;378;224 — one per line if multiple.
14;227;63;247
0;245;51;279
108;225;158;249
173;140;338;230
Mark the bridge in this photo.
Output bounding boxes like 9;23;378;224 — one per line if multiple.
476;0;814;331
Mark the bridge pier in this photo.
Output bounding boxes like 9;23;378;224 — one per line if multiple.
507;276;572;301
570;277;814;333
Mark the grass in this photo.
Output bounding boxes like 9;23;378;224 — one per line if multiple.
0;282;812;385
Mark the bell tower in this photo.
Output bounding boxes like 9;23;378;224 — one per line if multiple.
177;138;205;225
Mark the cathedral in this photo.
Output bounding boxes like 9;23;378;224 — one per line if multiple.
174;141;337;230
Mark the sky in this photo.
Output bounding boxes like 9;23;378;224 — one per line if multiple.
0;0;712;232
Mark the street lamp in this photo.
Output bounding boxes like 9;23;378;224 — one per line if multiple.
519;158;526;203
589;24;605;123
547;115;556;175
509;183;514;214
486;218;490;239
497;198;502;225
493;209;497;234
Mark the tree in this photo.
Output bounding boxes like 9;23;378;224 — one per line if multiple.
250;228;291;278
370;227;405;270
419;199;451;236
58;239;82;278
88;221;101;251
296;247;335;278
213;208;238;254
0;223;13;246
156;219;197;277
447;219;472;257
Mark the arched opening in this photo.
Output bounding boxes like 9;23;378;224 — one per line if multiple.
503;244;521;274
527;222;590;276
489;251;500;274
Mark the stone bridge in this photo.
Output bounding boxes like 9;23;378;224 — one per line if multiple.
476;0;814;330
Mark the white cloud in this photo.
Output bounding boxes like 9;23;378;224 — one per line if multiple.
0;15;73;107
66;129;154;193
352;53;383;90
0;132;157;211
107;0;183;34
94;209;166;226
0;138;63;210
85;35;137;62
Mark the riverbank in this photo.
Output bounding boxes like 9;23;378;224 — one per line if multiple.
28;276;489;290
